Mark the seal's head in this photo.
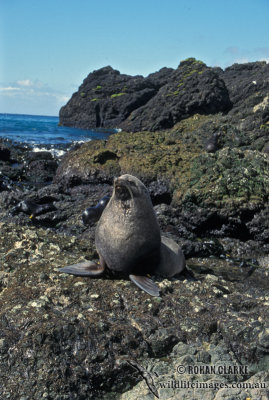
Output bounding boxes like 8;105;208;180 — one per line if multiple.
113;174;150;205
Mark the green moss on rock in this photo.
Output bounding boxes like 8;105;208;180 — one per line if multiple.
55;113;269;214
179;148;269;208
110;93;126;99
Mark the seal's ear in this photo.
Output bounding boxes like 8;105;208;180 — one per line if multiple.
59;261;105;276
129;274;160;297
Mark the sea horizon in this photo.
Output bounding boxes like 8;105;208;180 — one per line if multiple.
0;112;59;118
0;113;115;150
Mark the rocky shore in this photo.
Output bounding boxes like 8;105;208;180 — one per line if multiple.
0;58;269;399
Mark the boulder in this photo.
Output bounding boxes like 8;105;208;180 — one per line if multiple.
59;66;160;130
0;145;11;162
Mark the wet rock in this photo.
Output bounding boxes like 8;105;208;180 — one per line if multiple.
0;190;22;209
25;159;58;184
26;151;53;162
246;207;269;242
181;238;224;258
0;144;11;161
0;163;25;185
148;179;172;205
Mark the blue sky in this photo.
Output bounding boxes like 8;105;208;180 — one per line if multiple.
1;0;269;116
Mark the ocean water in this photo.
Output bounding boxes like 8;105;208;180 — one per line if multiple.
0;113;115;153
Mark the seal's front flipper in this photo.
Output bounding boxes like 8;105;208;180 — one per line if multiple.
59;261;105;277
129;274;160;297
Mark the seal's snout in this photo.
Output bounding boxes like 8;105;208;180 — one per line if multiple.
114;177;132;201
114;177;123;192
114;177;122;187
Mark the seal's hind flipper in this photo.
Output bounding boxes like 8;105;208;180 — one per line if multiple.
129;274;160;297
59;261;105;277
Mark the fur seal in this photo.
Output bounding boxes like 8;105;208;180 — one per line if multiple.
12;200;56;218
82;195;110;225
59;174;185;296
205;132;220;153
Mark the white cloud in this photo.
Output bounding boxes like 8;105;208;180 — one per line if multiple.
0;86;21;92
0;79;71;115
16;79;45;89
16;79;33;87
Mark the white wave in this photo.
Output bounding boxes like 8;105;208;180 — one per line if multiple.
32;146;50;152
51;149;66;157
32;146;66;158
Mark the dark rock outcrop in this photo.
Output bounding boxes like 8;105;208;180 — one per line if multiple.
120;59;232;132
221;61;269;108
59;58;232;132
59;66;161;130
59;58;269;138
220;61;269;149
